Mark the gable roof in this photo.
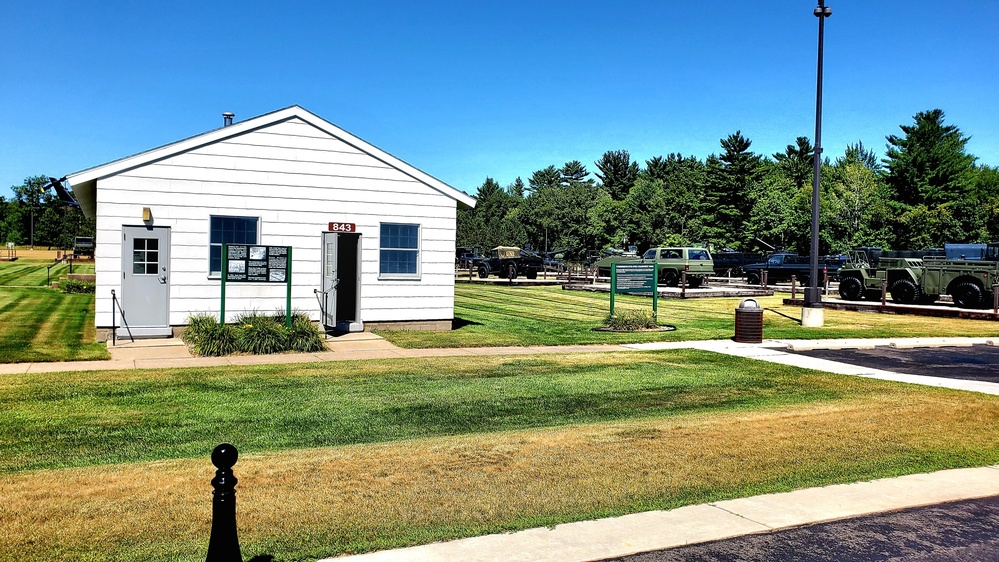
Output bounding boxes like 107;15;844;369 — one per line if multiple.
67;105;476;217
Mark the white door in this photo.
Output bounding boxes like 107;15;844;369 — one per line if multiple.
121;225;171;337
321;231;337;328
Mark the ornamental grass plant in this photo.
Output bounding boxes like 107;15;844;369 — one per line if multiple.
603;309;659;331
184;310;325;356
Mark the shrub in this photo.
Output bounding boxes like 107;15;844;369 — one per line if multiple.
287;313;326;352
197;323;239;356
603;309;659;331
60;280;95;294
183;313;239;356
183;313;218;346
184;310;325;356
234;312;289;355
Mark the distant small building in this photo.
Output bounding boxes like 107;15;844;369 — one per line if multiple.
67;105;475;340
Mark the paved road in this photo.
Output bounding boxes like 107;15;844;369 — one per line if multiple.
599;495;999;562
790;344;999;383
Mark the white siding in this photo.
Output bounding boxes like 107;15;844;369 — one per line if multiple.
93;117;459;329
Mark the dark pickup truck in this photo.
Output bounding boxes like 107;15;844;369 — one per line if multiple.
743;253;846;285
73;236;95;259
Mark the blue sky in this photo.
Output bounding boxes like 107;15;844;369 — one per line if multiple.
2;1;997;200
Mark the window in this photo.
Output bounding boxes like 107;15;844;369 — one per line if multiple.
643;249;657;259
689;249;710;261
132;238;159;275
379;223;419;277
209;216;259;275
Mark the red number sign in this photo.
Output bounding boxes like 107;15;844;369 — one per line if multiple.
328;222;356;233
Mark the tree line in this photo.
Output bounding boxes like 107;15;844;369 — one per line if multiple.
457;109;999;260
1;176;95;249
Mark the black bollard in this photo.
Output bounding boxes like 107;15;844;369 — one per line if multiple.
206;443;242;562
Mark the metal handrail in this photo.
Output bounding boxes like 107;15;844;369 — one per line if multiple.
111;289;134;345
313;280;339;338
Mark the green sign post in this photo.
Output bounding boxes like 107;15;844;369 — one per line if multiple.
221;244;293;327
610;262;659;319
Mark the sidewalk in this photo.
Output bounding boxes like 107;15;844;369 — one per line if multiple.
321;465;999;562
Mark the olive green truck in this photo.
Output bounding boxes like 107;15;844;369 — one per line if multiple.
838;244;999;308
623;247;715;288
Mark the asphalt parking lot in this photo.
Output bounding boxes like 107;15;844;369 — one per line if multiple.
601;495;999;562
789;344;999;383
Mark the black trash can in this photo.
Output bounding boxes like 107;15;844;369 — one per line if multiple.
734;298;763;343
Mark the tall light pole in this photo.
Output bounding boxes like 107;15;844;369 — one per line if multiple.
805;1;832;307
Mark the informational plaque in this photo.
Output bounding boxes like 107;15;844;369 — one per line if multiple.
613;263;657;293
224;245;291;283
609;262;659;319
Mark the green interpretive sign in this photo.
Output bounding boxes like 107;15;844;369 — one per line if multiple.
220;244;293;327
224;245;289;283
610;262;659;318
613;263;657;293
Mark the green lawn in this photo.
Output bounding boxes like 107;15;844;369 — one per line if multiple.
0;350;878;473
2;353;999;561
378;284;999;347
0;259;106;363
0;258;94;287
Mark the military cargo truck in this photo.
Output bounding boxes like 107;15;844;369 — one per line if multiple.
477;246;544;280
623;247;714;288
838;243;999;308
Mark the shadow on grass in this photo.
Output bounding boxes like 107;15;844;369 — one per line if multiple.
452;317;483;330
764;307;802;325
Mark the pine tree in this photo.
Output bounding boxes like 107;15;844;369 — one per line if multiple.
773;136;814;189
594;150;639;200
559;160;591;186
884;109;976;208
528;165;561;192
702;131;764;248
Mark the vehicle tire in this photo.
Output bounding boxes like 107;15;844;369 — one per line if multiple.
525;269;538;280
660;269;679;287
889;278;921;304
687;277;703;289
952;282;984;309
477;265;490;279
746;272;761;286
505;263;518;280
838;276;864;301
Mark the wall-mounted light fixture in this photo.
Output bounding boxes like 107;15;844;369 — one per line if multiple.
142;207;152;222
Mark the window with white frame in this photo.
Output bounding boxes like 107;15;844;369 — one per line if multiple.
209;216;259;276
379;223;420;277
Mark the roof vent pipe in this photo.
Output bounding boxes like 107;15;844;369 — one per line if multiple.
222;112;234;127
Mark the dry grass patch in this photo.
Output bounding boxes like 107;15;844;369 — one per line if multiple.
3;389;998;562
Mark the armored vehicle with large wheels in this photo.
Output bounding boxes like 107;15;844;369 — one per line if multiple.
837;244;999;308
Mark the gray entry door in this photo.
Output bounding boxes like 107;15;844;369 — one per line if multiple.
121;225;171;336
321;231;338;328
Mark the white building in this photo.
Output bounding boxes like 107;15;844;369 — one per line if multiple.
67;106;475;340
